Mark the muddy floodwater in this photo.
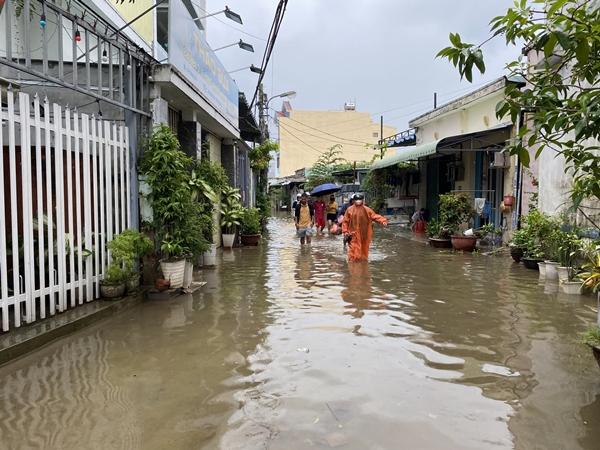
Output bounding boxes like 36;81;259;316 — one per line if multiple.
1;217;599;449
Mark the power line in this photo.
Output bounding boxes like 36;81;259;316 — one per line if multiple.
272;109;374;146
250;0;289;108
277;121;326;155
276;116;372;148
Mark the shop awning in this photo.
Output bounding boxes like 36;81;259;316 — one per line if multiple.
371;140;441;170
370;124;513;171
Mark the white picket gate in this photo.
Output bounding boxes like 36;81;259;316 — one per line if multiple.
0;88;131;332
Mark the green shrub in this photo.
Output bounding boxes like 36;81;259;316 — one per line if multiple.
582;327;600;347
438;193;474;234
103;263;126;285
241;208;261;235
107;229;153;277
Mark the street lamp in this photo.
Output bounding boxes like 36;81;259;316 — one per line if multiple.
193;5;243;24
214;39;254;53
228;64;263;75
267;90;296;109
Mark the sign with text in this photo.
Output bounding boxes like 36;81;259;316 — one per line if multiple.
168;0;239;128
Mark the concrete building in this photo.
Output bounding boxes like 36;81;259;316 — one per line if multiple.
371;76;524;234
275;102;396;177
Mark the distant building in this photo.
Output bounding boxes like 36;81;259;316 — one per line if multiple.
274;103;396;177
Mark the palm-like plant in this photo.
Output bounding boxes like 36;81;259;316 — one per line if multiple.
220;186;243;234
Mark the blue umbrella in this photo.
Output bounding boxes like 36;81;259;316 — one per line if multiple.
310;183;341;197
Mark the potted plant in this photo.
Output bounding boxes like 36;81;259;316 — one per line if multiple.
578;244;600;298
107;229;153;293
426;218;452;248
557;232;581;284
100;263;127;298
140;125;199;288
542;228;562;281
240;207;262;246
582;327;600;370
220;186;243;248
438;193;476;252
509;229;528;263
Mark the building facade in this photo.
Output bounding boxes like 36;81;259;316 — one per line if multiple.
275;103;396;177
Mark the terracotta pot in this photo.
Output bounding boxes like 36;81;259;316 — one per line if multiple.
522;258;542;270
100;282;126;299
155;278;170;292
503;195;515;207
241;234;261;246
451;235;477;252
510;246;524;263
428;238;452;249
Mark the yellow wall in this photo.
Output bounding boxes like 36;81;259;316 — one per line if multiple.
113;2;154;45
278;110;396;177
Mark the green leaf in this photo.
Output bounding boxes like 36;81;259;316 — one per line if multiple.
576;39;589;65
544;33;557;58
519;146;530;168
555;31;572;51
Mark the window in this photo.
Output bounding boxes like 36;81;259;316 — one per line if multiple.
168;107;180;134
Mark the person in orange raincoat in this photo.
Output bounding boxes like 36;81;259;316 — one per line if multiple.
341;194;388;262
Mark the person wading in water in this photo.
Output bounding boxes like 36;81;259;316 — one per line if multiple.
342;194;388;262
295;192;315;245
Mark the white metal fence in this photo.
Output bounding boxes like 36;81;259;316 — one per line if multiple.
0;88;130;332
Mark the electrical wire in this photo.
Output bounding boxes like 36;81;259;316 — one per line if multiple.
250;0;288;108
276;115;372;148
277;120;326;156
271;108;374;146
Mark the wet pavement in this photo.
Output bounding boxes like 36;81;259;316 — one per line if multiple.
1;216;599;450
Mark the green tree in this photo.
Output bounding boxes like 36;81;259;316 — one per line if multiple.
437;0;600;208
305;145;347;191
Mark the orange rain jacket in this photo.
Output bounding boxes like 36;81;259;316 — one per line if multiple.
341;204;388;262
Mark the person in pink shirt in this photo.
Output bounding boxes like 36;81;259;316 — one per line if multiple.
314;197;326;236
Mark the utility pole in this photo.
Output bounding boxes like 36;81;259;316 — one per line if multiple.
258;83;269;141
434;92;437;109
380;115;384;159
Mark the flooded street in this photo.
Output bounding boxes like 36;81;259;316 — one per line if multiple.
1;216;599;450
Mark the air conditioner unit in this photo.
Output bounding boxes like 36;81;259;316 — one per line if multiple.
491;152;509;168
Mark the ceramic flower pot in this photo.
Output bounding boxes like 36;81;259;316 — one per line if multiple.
100;282;126;299
223;233;236;249
203;244;217;267
522;258;542;270
428;238;452;249
127;274;141;293
544;261;559;281
538;261;547;279
160;258;186;289
560;281;582;295
241;234;261;246
557;266;570;284
451;235;477;252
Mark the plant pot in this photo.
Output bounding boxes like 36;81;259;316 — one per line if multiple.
560;281;582;295
160;258;186;289
557;266;570;284
451;235;477;252
503;195;515;207
155;278;170;292
522;258;542;270
544;261;559;281
241;234;261;246
223;233;236;249
590;344;600;370
510;246;524;263
203;244;217;267
538;261;547;279
182;259;194;289
100;282;126;299
127;274;141;293
428;238;452;249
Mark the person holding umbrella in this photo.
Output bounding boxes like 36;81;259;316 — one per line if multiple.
342;193;388;262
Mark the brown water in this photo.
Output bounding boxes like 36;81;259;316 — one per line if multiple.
1;216;599;450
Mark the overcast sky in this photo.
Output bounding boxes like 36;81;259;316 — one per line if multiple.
205;0;519;134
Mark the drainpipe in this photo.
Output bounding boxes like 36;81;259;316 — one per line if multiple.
515;109;526;229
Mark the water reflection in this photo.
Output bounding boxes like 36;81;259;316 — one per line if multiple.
0;217;598;450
